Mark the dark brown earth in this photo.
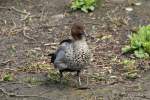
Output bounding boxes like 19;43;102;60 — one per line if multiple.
0;0;150;100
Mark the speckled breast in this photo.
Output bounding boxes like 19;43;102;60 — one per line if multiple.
65;42;91;70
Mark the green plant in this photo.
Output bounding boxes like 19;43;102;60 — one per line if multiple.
122;25;150;58
3;73;13;81
71;0;96;13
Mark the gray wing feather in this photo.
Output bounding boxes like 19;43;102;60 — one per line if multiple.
55;49;65;62
54;42;70;69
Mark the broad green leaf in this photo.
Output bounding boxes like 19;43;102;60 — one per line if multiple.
89;6;95;11
134;49;149;58
81;6;88;13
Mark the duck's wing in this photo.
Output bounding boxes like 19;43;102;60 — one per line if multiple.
48;48;65;66
54;48;65;63
55;39;72;61
48;39;72;64
53;40;72;69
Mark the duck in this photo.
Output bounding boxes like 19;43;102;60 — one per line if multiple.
49;23;91;86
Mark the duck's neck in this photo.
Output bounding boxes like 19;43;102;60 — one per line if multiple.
73;37;88;49
73;36;86;42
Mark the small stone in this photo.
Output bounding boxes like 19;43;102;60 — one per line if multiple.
51;14;64;19
110;76;117;79
34;47;41;51
89;13;94;17
125;7;133;12
135;2;141;6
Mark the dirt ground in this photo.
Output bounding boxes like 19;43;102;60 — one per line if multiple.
0;0;150;100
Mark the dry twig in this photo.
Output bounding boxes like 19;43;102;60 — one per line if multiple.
135;95;150;100
0;6;29;14
0;60;12;66
22;28;36;41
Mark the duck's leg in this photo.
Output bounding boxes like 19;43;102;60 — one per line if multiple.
59;70;63;84
77;70;81;86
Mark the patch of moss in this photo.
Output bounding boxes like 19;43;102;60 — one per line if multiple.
3;72;13;81
17;63;52;73
90;73;107;82
3;75;12;81
23;77;44;85
121;59;139;80
47;70;69;85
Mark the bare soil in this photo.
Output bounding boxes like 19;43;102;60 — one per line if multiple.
0;0;150;100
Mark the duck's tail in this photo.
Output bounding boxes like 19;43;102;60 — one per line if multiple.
48;53;56;63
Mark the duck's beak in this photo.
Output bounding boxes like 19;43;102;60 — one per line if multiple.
82;31;88;37
81;32;88;41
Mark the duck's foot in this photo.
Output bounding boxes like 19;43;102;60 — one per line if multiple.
77;73;90;89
